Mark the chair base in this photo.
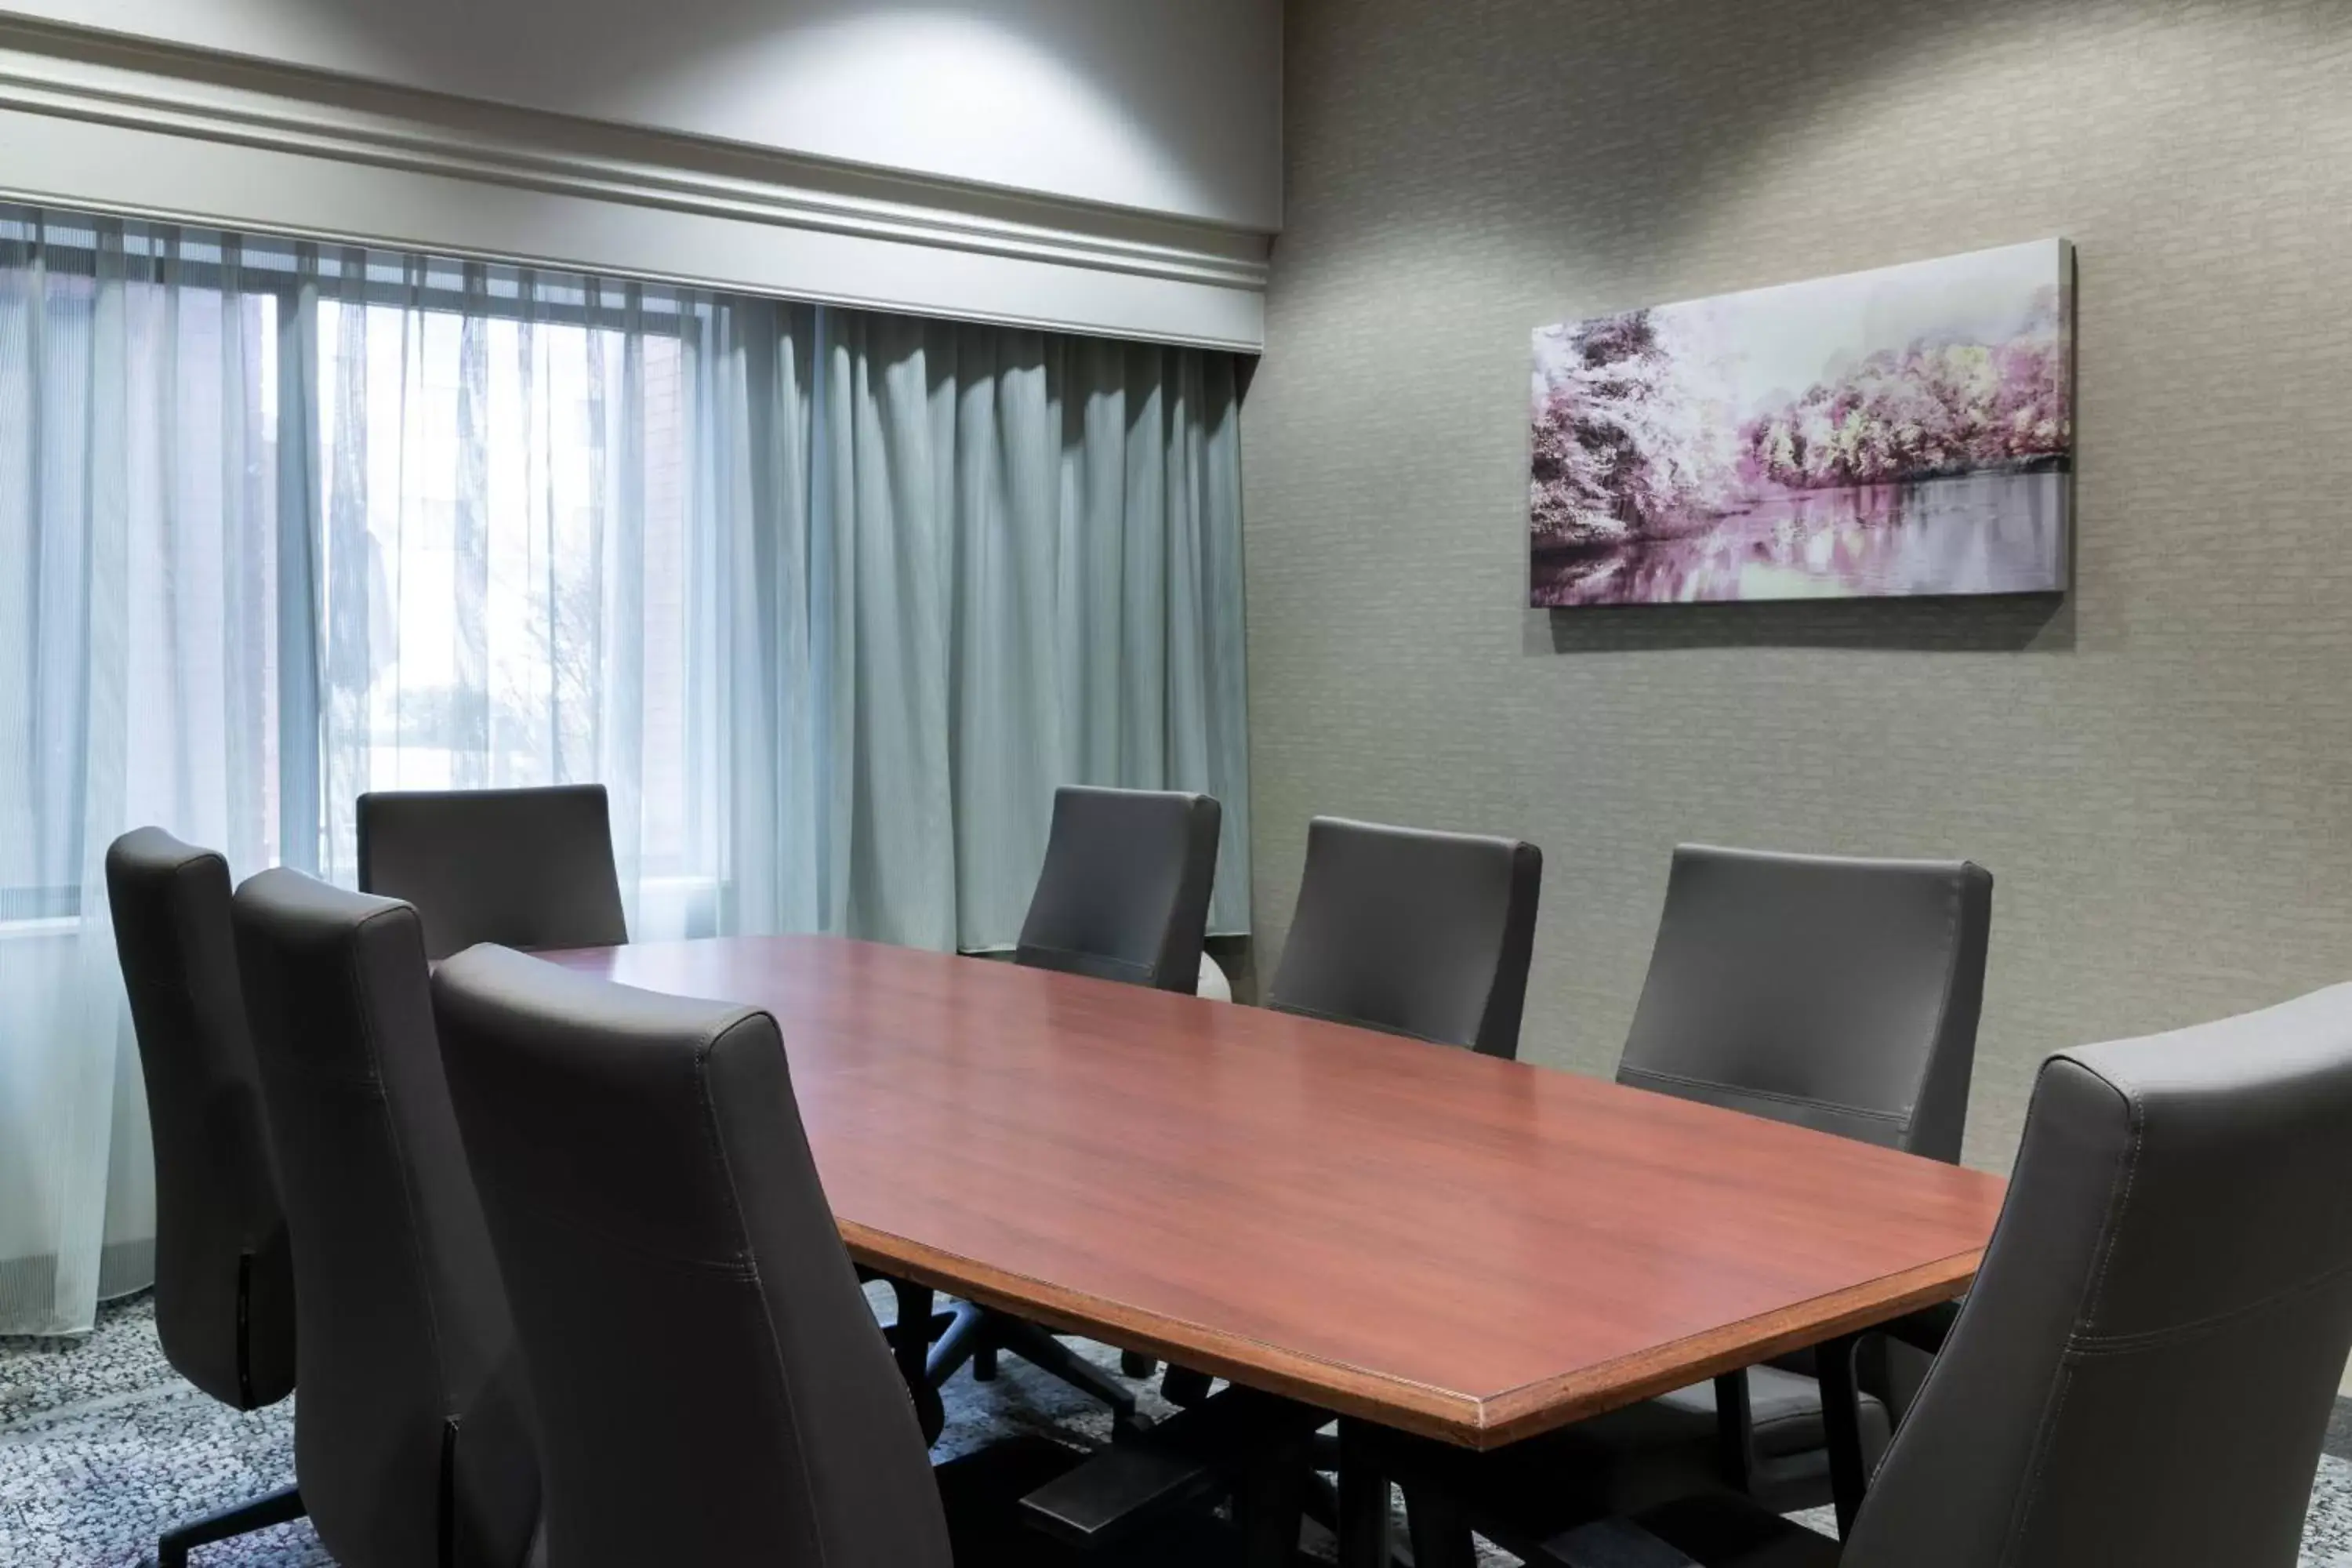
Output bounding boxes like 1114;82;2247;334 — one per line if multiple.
943;1434;1270;1566
1018;1384;1330;1566
931;1304;1144;1433
143;1483;305;1568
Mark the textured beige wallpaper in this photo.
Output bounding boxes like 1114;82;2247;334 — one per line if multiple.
1244;0;2352;1174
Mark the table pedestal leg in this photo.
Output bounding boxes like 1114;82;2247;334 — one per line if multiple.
1336;1417;1392;1568
1235;1423;1312;1568
1817;1331;1867;1537
1403;1477;1476;1568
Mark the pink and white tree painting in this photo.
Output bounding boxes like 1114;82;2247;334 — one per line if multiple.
1529;240;2073;606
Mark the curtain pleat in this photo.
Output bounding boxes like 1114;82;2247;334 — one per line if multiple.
0;206;1251;1334
757;311;1251;949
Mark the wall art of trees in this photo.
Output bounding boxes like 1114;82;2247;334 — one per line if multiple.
1529;284;2070;551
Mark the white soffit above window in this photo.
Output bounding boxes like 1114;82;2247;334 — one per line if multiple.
0;16;1269;350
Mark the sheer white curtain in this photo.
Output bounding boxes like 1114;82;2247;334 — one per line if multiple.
304;252;725;938
0;207;1251;1334
1;215;281;1330
2;229;746;1332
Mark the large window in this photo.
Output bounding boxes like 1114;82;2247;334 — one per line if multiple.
2;201;1252;1334
310;263;702;890
3;208;1250;953
2;227;716;920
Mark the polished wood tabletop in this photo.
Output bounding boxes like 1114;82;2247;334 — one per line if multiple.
542;935;2006;1450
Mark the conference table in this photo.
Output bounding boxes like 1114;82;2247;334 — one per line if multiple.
543;935;2008;1563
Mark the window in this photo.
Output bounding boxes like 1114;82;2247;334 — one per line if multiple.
1;221;714;916
310;263;701;884
1;202;1252;952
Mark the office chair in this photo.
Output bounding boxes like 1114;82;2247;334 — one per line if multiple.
1265;815;1543;1058
1540;980;2352;1567
232;869;541;1568
930;786;1223;1423
1254;815;1544;1484
355;783;626;960
1402;844;1994;1559
1617;845;1991;1162
105;829;303;1566
431;946;1086;1567
1013;786;1221;989
1597;845;1994;1507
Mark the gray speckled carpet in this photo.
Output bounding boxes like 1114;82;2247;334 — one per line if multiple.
5;1292;2351;1566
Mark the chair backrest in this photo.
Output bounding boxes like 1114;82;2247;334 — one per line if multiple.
355;784;627;960
231;868;539;1568
1267;816;1542;1058
103;828;293;1413
430;945;951;1568
1846;983;2352;1568
1014;786;1221;991
1617;845;1993;1160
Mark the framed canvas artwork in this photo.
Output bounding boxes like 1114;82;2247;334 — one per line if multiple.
1529;239;2074;606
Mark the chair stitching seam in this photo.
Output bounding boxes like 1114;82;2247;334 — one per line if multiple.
345;906;460;1432
1021;943;1152;978
2003;1070;2142;1564
697;1021;833;1568
2064;1254;2352;1354
1616;1067;1907;1123
1265;998;1454;1049
494;1189;758;1278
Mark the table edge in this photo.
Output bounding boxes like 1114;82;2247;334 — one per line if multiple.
850;1219;1987;1450
1468;1248;1987;1448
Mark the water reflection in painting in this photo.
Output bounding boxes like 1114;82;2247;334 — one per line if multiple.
1534;470;2066;604
1529;241;2073;608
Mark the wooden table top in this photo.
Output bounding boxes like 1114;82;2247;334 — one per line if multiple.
541;935;2007;1450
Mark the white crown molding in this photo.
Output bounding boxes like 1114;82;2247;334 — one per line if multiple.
0;16;1269;347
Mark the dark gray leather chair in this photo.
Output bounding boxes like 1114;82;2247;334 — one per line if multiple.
1540;980;2352;1568
1396;846;1994;1558
927;786;1225;1421
430;946;1080;1568
1617;845;1992;1161
1014;786;1221;990
1253;816;1543;1507
355;784;626;960
104;829;305;1566
1599;845;1993;1509
1266;816;1543;1058
231;869;540;1568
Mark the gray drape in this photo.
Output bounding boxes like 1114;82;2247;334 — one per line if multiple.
707;307;1251;951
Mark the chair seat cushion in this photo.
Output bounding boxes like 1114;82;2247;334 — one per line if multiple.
1650;1366;1887;1461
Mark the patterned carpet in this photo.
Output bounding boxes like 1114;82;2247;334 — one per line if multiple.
5;1293;2351;1566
